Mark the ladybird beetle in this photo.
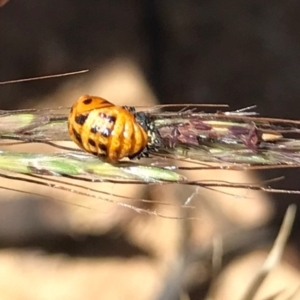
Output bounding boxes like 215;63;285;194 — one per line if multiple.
68;95;149;162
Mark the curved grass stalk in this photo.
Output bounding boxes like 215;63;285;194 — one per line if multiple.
0;172;196;220
241;205;296;300
1;149;300;198
1;105;300;169
0;69;89;85
1;104;300;215
0;150;184;182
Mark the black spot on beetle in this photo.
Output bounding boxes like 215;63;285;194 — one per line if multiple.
90;126;98;134
75;114;88;125
88;138;96;147
83;98;92;105
108;115;116;123
72;128;82;143
99;144;107;152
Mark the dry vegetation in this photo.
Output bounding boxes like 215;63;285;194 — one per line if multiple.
1;1;300;299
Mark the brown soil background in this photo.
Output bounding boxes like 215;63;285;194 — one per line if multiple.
0;1;300;299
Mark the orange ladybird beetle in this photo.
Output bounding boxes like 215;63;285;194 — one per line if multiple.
68;95;151;162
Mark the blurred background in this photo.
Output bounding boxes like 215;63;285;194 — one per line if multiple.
1;1;300;299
